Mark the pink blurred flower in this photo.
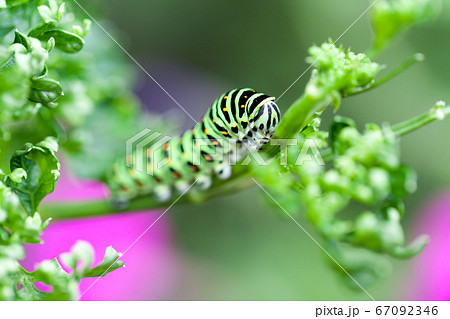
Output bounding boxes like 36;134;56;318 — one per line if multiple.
23;165;180;300
406;190;450;300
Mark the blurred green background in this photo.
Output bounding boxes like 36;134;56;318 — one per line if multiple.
80;0;449;300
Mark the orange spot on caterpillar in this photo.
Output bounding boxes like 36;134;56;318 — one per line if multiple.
136;180;144;189
221;131;229;135
224;96;228;99
173;171;181;178
204;128;208;134
153;176;162;183
223;108;228;112
240;105;245;108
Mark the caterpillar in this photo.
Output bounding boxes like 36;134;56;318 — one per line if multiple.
107;88;281;202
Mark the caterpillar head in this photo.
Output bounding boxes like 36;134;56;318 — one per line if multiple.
249;98;281;147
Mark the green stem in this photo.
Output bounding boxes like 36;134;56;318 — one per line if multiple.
39;170;254;220
264;93;332;157
344;53;424;97
392;102;449;136
276;93;332;140
40;196;164;220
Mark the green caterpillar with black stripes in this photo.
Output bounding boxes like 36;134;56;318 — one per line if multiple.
108;88;281;203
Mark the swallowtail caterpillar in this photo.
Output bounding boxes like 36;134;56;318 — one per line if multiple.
108;88;281;202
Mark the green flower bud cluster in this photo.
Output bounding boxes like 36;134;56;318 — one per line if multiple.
371;0;441;53
254;115;428;287
325;118;426;258
305;43;382;108
274;43;383;142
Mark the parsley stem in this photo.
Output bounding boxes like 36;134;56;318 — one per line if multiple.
392;102;449;136
344;53;424;97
